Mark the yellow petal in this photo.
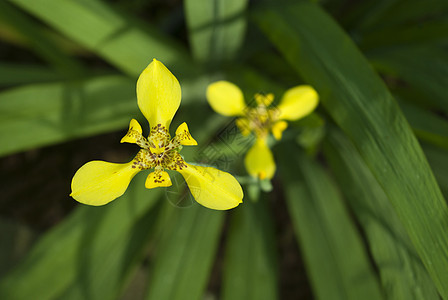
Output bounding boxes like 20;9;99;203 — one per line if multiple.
206;81;246;116
137;59;181;129
175;122;198;146
277;85;319;121
178;163;243;210
121;119;145;144
272;120;288;140
245;138;276;180
70;161;140;206
145;170;172;188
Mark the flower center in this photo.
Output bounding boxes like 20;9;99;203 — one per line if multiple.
129;123;187;172
238;93;280;139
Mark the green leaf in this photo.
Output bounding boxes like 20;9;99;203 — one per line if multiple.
0;1;85;76
423;143;448;199
255;2;448;297
398;100;448;150
368;45;448;113
0;75;136;157
0;174;162;300
359;19;448;49
221;199;278;300
0;218;36;279
145;202;224;300
324;128;440;299
184;0;249;64
0;63;66;87
278;144;383;300
345;0;448;37
7;0;193;76
364;0;448;31
342;0;398;35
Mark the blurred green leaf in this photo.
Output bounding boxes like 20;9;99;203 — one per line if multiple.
145;202;224;300
368;45;448;113
221;199;277;300
345;0;448;37
0;63;62;87
398;100;448;150
0;174;162;300
278;144;383;300
341;0;399;35
423;143;448;199
185;0;249;64
364;0;448;32
0;218;36;279
222;65;285;99
0;1;85;76
0;75;136;157
255;2;448;297
7;0;193;76
359;19;448;49
324;128;440;299
294;114;326;156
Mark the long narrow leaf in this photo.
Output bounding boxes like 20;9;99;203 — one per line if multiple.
0;63;65;87
324;128;439;299
278;144;383;300
145;202;224;300
8;0;193;76
185;0;248;64
221;199;278;300
255;2;448;296
0;75;136;157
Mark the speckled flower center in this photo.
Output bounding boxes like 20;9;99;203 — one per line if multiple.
131;124;187;172
237;94;280;139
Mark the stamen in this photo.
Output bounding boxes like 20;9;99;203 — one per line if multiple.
236;95;282;140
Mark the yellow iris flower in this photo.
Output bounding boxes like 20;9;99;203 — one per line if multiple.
70;59;243;210
206;81;319;180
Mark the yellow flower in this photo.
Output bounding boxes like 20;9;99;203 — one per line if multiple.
206;81;318;180
71;59;243;210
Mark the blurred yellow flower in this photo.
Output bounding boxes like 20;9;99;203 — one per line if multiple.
71;59;243;210
207;81;318;180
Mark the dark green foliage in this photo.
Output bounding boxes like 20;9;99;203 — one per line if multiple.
0;0;447;299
